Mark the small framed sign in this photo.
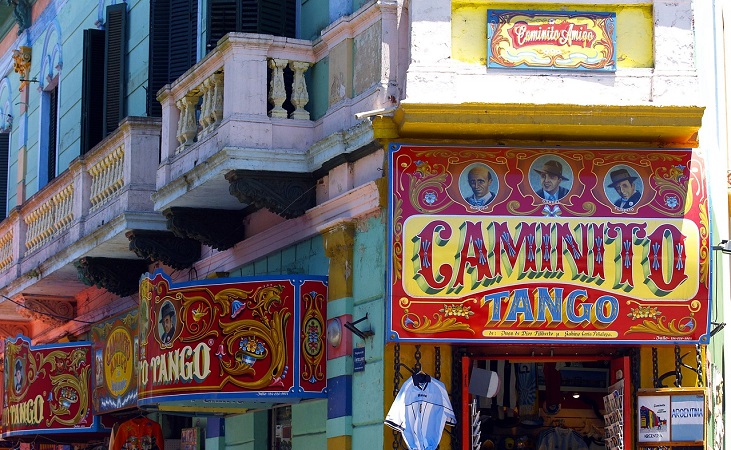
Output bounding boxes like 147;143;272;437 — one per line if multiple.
637;388;706;447
487;10;616;71
353;347;366;372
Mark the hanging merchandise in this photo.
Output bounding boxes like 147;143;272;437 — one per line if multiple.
385;371;456;450
111;417;165;450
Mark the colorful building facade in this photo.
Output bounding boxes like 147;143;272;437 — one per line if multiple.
0;0;726;449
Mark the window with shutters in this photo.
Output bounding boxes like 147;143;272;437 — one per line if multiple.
0;132;8;220
39;79;58;188
104;3;127;136
81;29;105;155
80;4;127;155
207;0;296;52
148;0;198;117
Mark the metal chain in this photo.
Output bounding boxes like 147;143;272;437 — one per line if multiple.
435;346;441;380
674;345;682;387
695;344;703;387
414;344;422;372
392;343;402;450
393;343;401;397
652;347;659;388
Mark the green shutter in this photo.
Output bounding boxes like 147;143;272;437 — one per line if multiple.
149;0;198;117
104;3;127;136
0;133;8;220
208;0;238;52
81;28;105;154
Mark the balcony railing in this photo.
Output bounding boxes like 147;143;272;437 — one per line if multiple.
0;117;161;274
158;33;316;161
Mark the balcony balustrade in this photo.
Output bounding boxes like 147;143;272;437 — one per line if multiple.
158;33;315;161
0;118;161;284
154;33;319;212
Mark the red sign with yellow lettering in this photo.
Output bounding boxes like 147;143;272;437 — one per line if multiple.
387;144;711;344
2;336;106;437
138;270;327;407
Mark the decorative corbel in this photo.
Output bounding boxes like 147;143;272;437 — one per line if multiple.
15;294;76;327
12;45;32;91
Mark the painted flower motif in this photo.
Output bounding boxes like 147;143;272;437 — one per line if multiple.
424;190;437;205
628;306;661;320
440;304;475;318
665;195;679;209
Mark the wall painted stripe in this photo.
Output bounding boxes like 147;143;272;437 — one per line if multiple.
327;374;352;419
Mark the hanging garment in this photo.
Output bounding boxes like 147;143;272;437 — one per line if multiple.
112;417;164;450
108;422;120;450
385;373;456;450
536;427;588;450
517;363;541;425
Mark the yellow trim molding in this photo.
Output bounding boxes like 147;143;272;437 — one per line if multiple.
373;103;704;147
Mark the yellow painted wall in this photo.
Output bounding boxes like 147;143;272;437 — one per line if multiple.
453;3;653;68
639;345;705;388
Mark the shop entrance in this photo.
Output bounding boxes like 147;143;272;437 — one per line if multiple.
462;355;630;450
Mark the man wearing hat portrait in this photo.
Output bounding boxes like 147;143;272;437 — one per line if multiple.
159;302;176;345
13;359;23;393
533;159;570;202
607;168;641;209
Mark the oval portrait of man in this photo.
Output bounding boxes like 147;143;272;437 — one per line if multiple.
460;163;499;208
529;156;573;202
604;165;644;210
157;300;177;346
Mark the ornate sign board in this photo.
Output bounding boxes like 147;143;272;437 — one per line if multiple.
2;336;107;437
387;144;711;345
487;10;616;71
137;270;328;409
91;309;139;414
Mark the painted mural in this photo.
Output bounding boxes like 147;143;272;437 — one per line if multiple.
387;144;710;344
91;309;139;413
137;270;328;406
488;10;616;71
2;336;105;437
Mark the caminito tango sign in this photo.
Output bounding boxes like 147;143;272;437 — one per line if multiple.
137;270;328;406
387;144;711;344
2;336;101;437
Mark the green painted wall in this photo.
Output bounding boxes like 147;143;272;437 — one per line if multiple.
225;411;269;450
5;0;151;204
351;214;386;450
292;400;327;448
306;57;329;121
301;0;329;41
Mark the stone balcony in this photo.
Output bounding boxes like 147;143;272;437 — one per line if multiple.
153;0;396;216
154;33;319;213
0;117;166;318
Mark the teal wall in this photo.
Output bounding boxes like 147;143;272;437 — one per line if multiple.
305;57;329;121
4;0;151;205
301;0;329;41
350;214;385;450
292;400;327;447
230;234;327;277
225;411;269;450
